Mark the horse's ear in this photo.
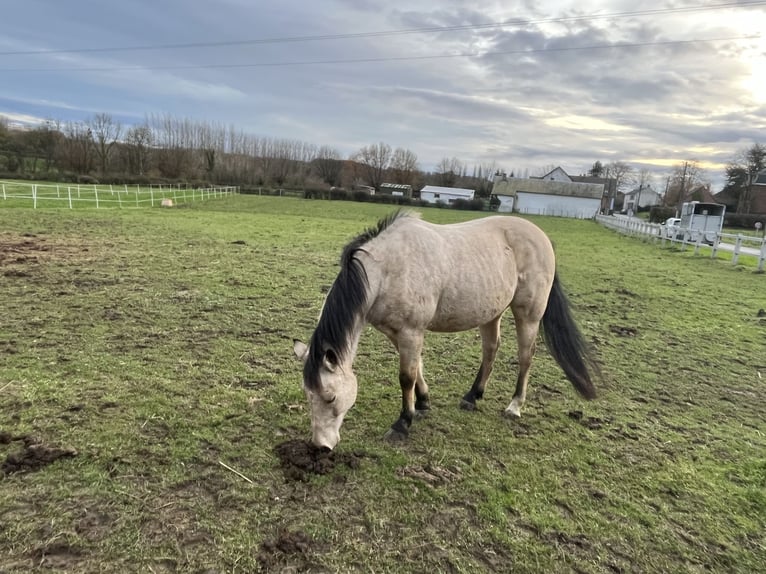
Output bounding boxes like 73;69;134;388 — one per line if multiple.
293;340;308;362
323;348;338;372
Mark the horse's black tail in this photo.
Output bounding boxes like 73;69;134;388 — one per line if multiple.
542;273;598;399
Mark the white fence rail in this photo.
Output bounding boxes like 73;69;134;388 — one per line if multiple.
596;214;766;272
0;181;238;209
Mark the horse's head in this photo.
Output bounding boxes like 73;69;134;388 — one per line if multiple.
293;340;357;450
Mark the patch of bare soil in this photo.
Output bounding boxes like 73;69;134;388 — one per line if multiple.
29;541;83;570
257;529;316;572
274;439;364;482
1;434;77;475
609;325;638;337
397;464;461;488
0;232;92;274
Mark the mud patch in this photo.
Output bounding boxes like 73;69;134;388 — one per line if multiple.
257;529;317;572
29;541;83;570
1;435;77;475
274;439;364;482
397;464;461;488
609;325;638;337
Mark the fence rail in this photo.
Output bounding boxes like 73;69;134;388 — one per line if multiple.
0;181;238;209
596;214;766;272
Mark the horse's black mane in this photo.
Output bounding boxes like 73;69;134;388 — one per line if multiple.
304;210;408;389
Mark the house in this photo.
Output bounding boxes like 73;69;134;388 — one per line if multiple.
492;167;604;219
379;183;413;198
750;169;766;214
419;185;474;204
713;169;766;214
623;184;663;214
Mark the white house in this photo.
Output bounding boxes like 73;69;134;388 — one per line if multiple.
492;167;603;219
623;184;662;213
419;185;475;204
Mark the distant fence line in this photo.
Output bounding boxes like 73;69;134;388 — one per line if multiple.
596;214;766;272
0;181;238;209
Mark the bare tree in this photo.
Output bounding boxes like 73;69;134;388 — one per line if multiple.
124;123;153;176
58;121;94;174
353;142;392;190
435;157;464;187
314;145;343;187
89;113;122;177
734;143;766;213
664;161;706;208
389;147;419;186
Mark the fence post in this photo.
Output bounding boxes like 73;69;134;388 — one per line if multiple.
150;187;155;207
694;231;703;255
711;234;720;259
68;187;72;209
33;184;37;209
56;184;60;198
732;234;743;266
1;183;5;200
95;186;99;209
759;237;766;273
118;187;122;208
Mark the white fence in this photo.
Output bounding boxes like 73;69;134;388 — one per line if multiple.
0;181;238;209
596;214;766;272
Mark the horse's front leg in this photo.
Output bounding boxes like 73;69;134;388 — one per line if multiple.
384;331;423;442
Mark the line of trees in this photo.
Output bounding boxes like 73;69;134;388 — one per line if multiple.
1;113;762;212
0;114;497;196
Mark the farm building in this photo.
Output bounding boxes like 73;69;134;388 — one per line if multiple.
492;167;604;218
379;183;413;198
623;184;663;213
419;185;475;205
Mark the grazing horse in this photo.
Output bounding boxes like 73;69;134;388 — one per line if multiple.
293;211;597;450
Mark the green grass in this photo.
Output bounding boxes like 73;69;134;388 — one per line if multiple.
1;196;764;573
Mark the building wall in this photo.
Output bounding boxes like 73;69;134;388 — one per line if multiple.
494;177;603;199
515;193;600;219
420;190;475;204
497;195;514;213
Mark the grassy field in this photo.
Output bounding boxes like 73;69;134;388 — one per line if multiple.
1;196;764;573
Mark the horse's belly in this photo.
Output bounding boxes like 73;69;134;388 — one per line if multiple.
427;295;510;332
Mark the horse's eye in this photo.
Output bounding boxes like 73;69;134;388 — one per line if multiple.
325;395;336;405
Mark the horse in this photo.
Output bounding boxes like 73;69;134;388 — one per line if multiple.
293;211;597;450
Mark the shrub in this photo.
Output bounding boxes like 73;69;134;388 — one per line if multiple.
649;206;676;223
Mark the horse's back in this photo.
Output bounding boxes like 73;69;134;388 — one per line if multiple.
363;214;556;333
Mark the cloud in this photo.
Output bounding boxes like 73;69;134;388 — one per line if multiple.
1;0;764;191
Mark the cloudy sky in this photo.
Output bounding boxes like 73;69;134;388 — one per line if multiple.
1;1;764;189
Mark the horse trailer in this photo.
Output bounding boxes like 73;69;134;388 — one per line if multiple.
679;201;726;244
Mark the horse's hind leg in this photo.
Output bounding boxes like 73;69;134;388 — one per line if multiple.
504;316;540;418
415;358;430;415
460;316;502;410
384;330;424;442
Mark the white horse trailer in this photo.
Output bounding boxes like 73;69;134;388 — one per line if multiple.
679;201;726;244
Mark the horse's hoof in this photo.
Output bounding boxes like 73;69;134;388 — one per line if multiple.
415;409;430;419
383;428;408;442
460;399;477;411
503;407;521;418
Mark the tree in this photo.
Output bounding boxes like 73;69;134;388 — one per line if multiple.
664;161;706;209
58;121;94;175
124;124;153;176
89;113;122;177
389;147;419;186
436;157;464;187
732;143;766;213
588;161;604;177
353;142;392;191
313;146;343;187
